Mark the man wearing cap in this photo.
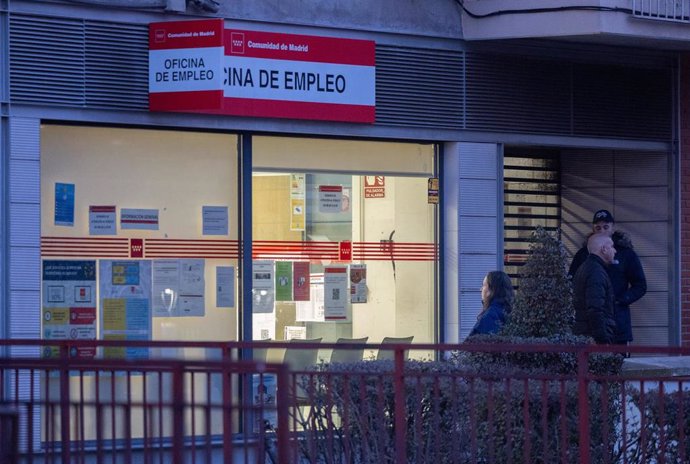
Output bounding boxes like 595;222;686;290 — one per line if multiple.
569;209;647;345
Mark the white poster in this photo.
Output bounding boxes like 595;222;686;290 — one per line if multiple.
202;205;229;235
216;266;235;308
121;208;159;230
152;259;205;317
252;260;275;314
318;185;342;213
89;205;117;235
324;266;348;320
284;326;307;340
253;313;275;341
296;274;324;322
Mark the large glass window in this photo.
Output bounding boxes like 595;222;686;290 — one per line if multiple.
41;125;239;346
40;125;240;443
252;136;438;356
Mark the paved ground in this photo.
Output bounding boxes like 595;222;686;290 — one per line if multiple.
622;356;690;377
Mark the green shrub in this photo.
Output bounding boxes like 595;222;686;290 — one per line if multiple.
293;359;622;463
501;226;574;338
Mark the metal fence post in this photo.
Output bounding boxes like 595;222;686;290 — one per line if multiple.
394;346;406;463
274;364;291;464
59;344;71;463
577;348;590;464
171;364;185;464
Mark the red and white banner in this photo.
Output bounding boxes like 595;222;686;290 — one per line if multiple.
149;19;375;123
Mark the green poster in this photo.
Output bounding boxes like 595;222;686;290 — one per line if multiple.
275;261;293;301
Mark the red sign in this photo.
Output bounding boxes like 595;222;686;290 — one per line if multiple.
364;175;385;198
149;20;375;123
130;238;144;258
339;241;352;262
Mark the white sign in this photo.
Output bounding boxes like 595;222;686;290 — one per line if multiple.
202;205;229;235
121;208;159;230
89;205;117;235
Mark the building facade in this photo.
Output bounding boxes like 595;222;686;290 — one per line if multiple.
0;0;685;348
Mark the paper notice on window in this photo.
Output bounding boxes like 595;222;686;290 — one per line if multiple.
42;260;97;358
290;174;305;231
202;206;229;235
55;183;75;226
275;261;293;301
121;208;159;230
318;185;342;213
152;259;205;317
284;326;307;340
252;260;275;313
89;205;116;235
216;266;235;308
99;260;152;359
253;313;275;340
324;266;348;320
349;264;367;303
296;274;324;322
293;262;310;301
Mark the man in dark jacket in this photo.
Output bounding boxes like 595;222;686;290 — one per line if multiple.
568;209;647;344
573;234;617;344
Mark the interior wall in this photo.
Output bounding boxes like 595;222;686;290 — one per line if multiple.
561;149;671;346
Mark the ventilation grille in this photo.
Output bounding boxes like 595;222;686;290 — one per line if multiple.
10;15;148;110
375;45;463;129
10;15;86;106
572;64;672;140
465;53;572;134
8;14;673;141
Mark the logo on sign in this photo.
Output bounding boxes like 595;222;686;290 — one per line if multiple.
230;32;245;54
130;238;144;258
364;176;385;198
154;28;166;43
339;241;352;262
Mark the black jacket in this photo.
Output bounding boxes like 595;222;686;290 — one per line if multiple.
573;254;617;344
568;231;647;342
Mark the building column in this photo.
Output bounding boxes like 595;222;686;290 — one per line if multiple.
680;54;690;346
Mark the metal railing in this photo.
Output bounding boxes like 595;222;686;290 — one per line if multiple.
633;0;690;22
1;339;690;463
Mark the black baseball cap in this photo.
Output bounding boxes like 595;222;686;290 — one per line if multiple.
592;209;614;224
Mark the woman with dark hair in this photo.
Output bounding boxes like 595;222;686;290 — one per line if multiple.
468;270;514;336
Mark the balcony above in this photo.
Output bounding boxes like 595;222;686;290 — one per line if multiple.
460;0;690;50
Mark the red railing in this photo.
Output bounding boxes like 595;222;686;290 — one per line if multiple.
1;339;690;463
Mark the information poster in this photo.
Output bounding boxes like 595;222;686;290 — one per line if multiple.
296;274;324;322
349;264;367;303
120;208;159;230
293;262;310;301
275;261;293;301
318;185;342;213
202;206;229;235
284;326;307;340
42;260;97;358
290;174;305;231
89;205;117;235
99;260;152;359
324;266;348;320
152;259;205;317
253;313;275;340
216;266;235;308
54;182;75;226
252;260;275;313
